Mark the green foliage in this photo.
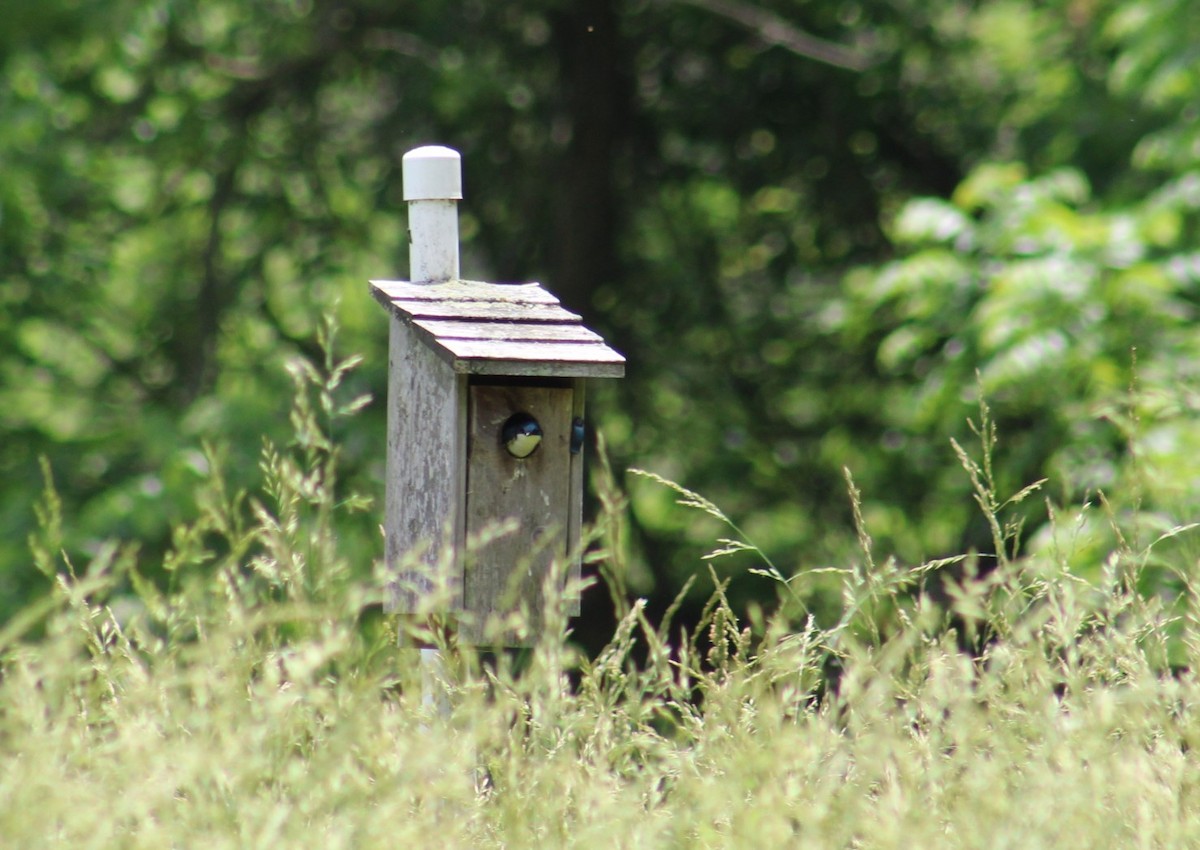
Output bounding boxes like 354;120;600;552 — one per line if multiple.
1106;0;1200;171
5;0;1200;631
610;0;1200;616
829;160;1200;582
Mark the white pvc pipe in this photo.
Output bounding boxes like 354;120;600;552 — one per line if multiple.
403;145;462;717
403;145;462;283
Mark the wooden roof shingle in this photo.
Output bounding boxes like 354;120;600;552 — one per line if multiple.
370;279;625;378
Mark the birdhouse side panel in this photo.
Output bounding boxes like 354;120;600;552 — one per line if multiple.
462;384;573;645
384;318;467;613
567;379;585;617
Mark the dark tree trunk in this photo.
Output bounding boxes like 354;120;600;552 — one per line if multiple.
551;0;629;315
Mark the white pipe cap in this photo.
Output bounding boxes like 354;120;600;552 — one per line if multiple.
402;146;463;201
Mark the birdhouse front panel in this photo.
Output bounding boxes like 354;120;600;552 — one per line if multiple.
462;381;574;645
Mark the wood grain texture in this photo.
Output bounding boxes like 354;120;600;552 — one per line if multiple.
567;379;585;617
391;299;582;323
451;357;625;378
413;319;605;343
442;339;626;365
373;279;560;304
369;278;626;378
462;384;573;645
383;317;466;614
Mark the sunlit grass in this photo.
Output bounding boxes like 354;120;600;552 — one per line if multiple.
3;335;1200;848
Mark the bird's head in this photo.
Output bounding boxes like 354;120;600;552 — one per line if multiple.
501;412;543;459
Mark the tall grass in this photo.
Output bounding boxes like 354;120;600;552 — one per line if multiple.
3;340;1200;848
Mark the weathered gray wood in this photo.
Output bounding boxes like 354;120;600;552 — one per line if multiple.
373;278;560;304
413;319;605;343
452;358;625;379
384;317;466;613
462;384;573;645
390;299;582;323
370;278;625;380
567;379;585;617
443;338;625;365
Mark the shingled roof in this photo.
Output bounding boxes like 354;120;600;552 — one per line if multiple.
370;278;626;378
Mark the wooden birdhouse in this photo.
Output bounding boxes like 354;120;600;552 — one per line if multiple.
371;146;624;645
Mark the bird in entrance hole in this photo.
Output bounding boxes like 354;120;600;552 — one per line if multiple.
501;412;543;458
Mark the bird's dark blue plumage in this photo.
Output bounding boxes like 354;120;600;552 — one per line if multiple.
502;412;543;458
570;417;585;455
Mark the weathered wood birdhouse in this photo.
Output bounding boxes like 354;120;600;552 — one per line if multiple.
371;146;624;645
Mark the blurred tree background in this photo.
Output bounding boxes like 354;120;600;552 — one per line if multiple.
3;0;1200;639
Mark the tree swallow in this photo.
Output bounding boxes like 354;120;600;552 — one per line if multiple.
570;417;585;454
502;413;543;458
